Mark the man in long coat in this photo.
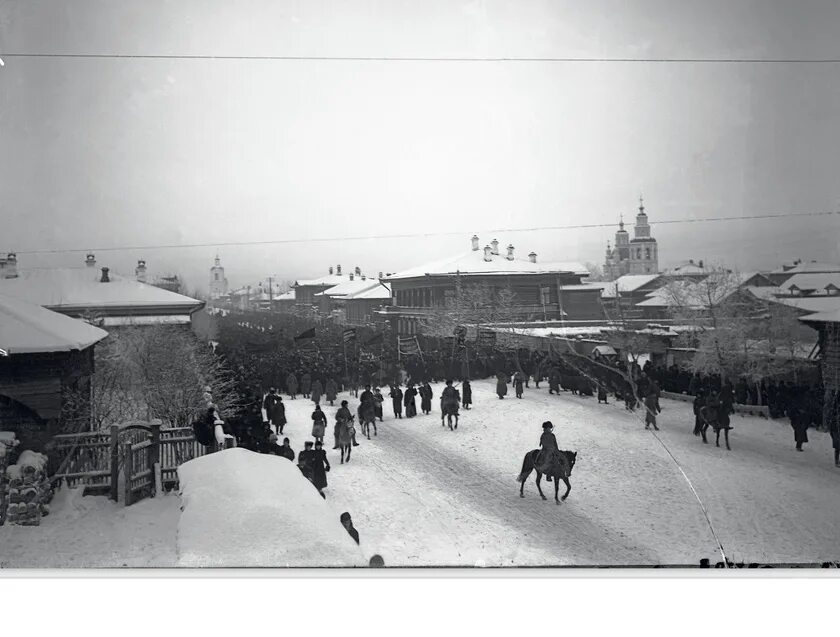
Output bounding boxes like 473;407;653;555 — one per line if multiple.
301;372;312;398
310;440;330;498
496;372;509;399
325;378;338;406
286;372;298;399
311;379;323;405
390;384;403;419
262;389;287;435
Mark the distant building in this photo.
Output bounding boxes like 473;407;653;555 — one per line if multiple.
153;274;181;294
0;253;204;328
604;197;659;280
209;255;229;300
380;236;602;335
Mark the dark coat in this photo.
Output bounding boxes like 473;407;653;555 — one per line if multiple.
462;382;472;406
496;373;509;397
263;393;286;426
286;373;298;395
325;380;338;402
390;386;403;414
310;449;330;490
311;409;327;437
278;444;295;462
420;385;433;412
298;449;315;481
301;373;312;394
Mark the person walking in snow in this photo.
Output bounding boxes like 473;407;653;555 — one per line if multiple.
496;371;509;399
262;388;286;435
297;441;315;483
404;383;418;418
311;404;327;445
462;379;472;410
286;372;298;399
310;440;330;499
419;381;433;415
325;378;338;406
390;384;403;419
513;371;525;399
373;387;384;422
301;372;312;399
311;379;323;405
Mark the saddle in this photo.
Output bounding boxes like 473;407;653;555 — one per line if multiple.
536;449;570;478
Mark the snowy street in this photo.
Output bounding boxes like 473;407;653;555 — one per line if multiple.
280;379;840;567
3;378;839;568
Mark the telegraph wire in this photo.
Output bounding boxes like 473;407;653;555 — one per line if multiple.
2;52;840;64
11;209;839;256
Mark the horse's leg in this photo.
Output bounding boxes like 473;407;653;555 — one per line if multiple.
715;429;721;448
340;447;345;464
561;477;571;501
454;414;458;429
373;421;377;436
701;424;708;444
554;476;560;504
725;428;731;451
535;472;547;501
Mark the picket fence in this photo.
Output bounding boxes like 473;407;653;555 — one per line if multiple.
48;422;214;505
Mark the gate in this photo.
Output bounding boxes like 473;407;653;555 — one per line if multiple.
49;422;210;506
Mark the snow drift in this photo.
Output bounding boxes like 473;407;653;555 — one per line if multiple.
177;448;366;568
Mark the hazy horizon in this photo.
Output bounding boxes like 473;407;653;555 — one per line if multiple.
2;1;839;292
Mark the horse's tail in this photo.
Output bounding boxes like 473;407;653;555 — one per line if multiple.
517;450;536;483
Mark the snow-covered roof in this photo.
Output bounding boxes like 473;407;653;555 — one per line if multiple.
800;308;840;324
313;278;382;298
557;283;607;292
0;293;108;355
0;267;203;313
636;273;747;309
275;291;296;301
294;273;349;287
101;315;192;327
780;273;840;292
599;274;662;298
345;282;392;300
663;262;707;276
770;261;840;275
177;449;367;567
764;295;840;314
384;249;589;281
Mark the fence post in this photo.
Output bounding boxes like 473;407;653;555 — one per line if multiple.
123;442;132;506
150;423;161;497
110;425;120;502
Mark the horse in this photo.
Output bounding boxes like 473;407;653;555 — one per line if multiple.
338;416;355;464
440;396;460;431
358;401;378;440
699;406;731;450
517;449;577;504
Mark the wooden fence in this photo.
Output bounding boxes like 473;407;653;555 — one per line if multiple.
49;422;212;505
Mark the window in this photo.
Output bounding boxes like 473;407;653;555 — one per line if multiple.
214;273;220;281
540;286;551;306
645;248;650;260
636;248;642;260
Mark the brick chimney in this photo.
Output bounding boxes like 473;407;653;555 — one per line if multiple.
336;264;342;276
100;267;110;283
471;235;479;251
349;273;355;281
379;271;383;279
329;266;334;275
491;239;499;255
135;259;147;283
483;245;493;262
528;252;537;263
506;244;515;261
85;253;96;268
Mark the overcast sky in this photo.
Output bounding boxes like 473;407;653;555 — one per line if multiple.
1;0;839;292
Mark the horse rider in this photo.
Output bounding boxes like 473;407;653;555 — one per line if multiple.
536;421;566;483
360;384;374;407
441;379;458;408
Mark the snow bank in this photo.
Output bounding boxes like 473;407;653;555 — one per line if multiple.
177;448;366;568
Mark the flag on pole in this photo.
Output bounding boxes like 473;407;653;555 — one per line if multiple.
294;327;316;342
342;328;357;344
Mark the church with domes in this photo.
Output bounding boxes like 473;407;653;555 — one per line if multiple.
603;197;659;281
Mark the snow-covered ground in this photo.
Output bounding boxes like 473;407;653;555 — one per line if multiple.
177;448;366;567
0;487;180;568
3;378;838;568
278;379;840;567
